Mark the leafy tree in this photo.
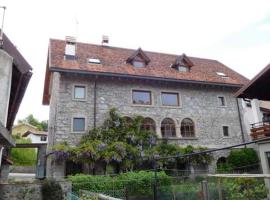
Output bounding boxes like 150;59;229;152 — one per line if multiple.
18;114;48;131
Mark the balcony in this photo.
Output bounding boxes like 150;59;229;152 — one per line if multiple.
250;121;270;139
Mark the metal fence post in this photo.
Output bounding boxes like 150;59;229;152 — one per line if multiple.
201;180;209;200
218;177;223;200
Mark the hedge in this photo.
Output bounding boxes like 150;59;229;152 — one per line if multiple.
68;171;171;196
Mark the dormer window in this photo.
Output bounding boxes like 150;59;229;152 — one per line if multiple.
127;48;150;68
65;36;76;60
178;65;190;72
216;72;229;78
171;54;193;72
132;60;145;68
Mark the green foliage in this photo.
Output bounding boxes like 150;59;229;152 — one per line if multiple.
11;137;36;166
217;148;259;173
41;179;64;200
68;171;171;196
224;178;267;200
52;108;212;172
227;148;259;168
18;114;48;131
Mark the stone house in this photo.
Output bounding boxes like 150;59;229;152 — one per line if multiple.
0;33;32;179
43;36;249;177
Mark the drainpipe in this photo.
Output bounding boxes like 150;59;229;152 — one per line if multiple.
236;98;245;144
94;79;97;128
0;147;3;168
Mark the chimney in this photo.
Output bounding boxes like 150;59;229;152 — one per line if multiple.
102;35;109;46
65;36;76;60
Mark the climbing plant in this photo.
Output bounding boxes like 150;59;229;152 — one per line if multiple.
52;108;213;173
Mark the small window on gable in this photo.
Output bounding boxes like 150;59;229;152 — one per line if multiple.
178;65;190;72
132;60;145;68
127;48;150;68
218;96;225;107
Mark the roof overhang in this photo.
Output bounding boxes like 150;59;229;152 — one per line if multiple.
235;64;270;100
51;67;243;86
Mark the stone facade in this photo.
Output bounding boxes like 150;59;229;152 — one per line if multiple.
0;180;71;200
46;73;247;176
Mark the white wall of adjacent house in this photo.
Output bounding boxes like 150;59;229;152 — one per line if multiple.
25;133;47;144
241;99;264;135
0;50;13;127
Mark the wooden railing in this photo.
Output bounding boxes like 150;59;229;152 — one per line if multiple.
250;121;270;139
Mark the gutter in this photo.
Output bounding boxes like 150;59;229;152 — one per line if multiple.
50;67;243;89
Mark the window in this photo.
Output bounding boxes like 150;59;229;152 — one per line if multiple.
141;118;156;133
74;85;86;99
132;60;145;68
178;65;189;72
123;116;133;127
132;90;151;105
222;126;229;137
88;58;101;64
40;136;47;141
263;113;270;122
244;99;252;107
73;118;85;132
181;118;195;137
218;96;225;106
265;152;270;169
161;92;179;106
161;118;176;137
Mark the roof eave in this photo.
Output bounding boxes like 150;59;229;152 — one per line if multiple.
50;67;243;88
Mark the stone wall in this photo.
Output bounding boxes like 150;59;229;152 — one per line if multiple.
0;180;71;200
47;73;247;176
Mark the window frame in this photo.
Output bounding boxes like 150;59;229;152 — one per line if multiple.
160;91;181;107
73;84;87;101
180;118;195;138
222;125;230;137
217;96;226;107
72;117;86;133
141;117;156;133
40;136;47;141
161;118;176;138
132;89;152;106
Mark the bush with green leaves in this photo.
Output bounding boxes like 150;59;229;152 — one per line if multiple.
217;148;259;173
224;178;267;200
68;171;171;196
11;137;36;166
41;179;64;200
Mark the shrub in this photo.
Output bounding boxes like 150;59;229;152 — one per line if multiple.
41;179;64;200
227;148;259;168
68;171;172;196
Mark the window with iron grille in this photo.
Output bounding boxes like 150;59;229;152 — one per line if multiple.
181;118;195;137
161;118;176;137
141;117;156;133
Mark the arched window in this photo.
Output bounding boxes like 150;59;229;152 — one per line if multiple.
181;118;195;137
141;117;156;133
161;118;176;137
123;116;133;127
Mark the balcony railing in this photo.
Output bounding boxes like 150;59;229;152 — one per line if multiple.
250;121;270;139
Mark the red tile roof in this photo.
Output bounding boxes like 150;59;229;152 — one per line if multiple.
43;38;249;104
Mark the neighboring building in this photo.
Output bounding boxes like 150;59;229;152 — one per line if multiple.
241;99;270;140
22;130;48;144
0;33;32;179
236;63;270;190
12;123;38;138
43;36;249;177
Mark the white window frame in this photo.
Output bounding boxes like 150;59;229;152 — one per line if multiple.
72;84;87;101
71;116;87;133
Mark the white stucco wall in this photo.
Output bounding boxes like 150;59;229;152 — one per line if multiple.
26;134;47;144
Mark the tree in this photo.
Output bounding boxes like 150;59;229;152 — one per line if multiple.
18;114;48;131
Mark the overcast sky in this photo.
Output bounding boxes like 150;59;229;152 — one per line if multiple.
2;0;270;123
